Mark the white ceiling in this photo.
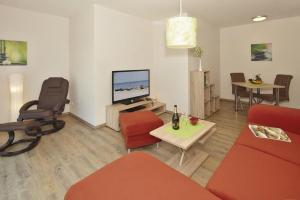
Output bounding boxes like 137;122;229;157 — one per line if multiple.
0;0;300;27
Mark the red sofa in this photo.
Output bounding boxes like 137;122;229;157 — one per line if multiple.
206;105;300;200
65;152;220;200
65;105;300;200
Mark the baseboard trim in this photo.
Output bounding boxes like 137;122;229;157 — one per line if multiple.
61;112;71;117
221;98;250;104
165;110;173;115
68;113;106;129
220;98;234;102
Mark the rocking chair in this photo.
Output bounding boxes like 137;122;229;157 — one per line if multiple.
17;77;70;136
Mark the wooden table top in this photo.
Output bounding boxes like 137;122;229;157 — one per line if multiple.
150;120;216;150
232;82;285;89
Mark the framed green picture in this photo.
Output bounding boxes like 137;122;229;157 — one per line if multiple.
251;43;272;61
0;40;27;66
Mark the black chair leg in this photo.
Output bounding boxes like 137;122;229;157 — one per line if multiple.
0;128;41;157
0;131;14;152
25;120;65;136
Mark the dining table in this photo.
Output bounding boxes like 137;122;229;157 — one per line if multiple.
232;82;285;111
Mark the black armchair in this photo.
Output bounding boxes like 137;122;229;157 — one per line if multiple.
18;77;70;135
0;77;70;157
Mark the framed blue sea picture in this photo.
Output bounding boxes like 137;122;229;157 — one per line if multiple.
251;43;272;61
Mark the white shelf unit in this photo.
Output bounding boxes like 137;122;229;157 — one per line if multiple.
190;71;220;119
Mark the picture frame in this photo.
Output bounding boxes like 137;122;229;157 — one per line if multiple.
0;39;27;66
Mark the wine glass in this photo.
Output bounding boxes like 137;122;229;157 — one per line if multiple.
181;112;188;128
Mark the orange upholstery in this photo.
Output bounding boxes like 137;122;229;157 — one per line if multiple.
248;104;300;134
119;111;163;148
66;105;300;200
206;144;300;200
65;152;220;200
120;111;163;137
237;126;300;166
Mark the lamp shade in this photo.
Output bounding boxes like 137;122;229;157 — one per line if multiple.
9;73;23;122
166;16;197;49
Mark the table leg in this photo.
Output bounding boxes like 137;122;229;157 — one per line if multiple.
256;88;261;104
156;142;160;149
249;88;253;108
234;85;238;112
179;149;185;166
275;88;280;106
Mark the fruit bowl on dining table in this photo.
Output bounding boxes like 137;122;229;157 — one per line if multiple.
189;116;199;126
249;74;263;85
249;79;263;85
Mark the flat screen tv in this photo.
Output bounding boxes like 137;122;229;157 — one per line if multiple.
112;69;150;104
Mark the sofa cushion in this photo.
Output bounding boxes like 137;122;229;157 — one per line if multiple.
248;104;300;134
65;152;220;200
19;109;53;120
206;144;300;200
119;111;163;137
123;133;161;149
237;126;300;166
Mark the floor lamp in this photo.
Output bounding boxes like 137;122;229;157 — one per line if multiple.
9;74;23;122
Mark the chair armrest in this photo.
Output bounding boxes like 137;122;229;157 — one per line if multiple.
53;103;62;113
53;99;70;113
248;105;300;134
19;100;39;112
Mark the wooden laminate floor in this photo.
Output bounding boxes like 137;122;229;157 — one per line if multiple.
0;101;247;200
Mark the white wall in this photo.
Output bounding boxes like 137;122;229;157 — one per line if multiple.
94;5;154;124
152;21;189;114
220;17;300;108
0;5;69;123
69;5;99;125
196;18;220;95
69;4;154;125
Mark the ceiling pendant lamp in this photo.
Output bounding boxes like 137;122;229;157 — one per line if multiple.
166;0;197;49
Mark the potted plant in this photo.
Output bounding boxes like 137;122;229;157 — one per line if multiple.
192;46;203;71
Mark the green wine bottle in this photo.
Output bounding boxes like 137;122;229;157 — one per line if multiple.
172;105;180;130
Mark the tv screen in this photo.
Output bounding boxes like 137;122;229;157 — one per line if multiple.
112;69;150;104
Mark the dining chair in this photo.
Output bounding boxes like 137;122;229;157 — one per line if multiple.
259;74;293;103
230;73;250;110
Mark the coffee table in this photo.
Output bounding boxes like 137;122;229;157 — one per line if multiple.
150;119;216;166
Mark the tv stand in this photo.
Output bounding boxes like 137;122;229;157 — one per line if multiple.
126;105;146;112
121;98;144;105
106;99;166;131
